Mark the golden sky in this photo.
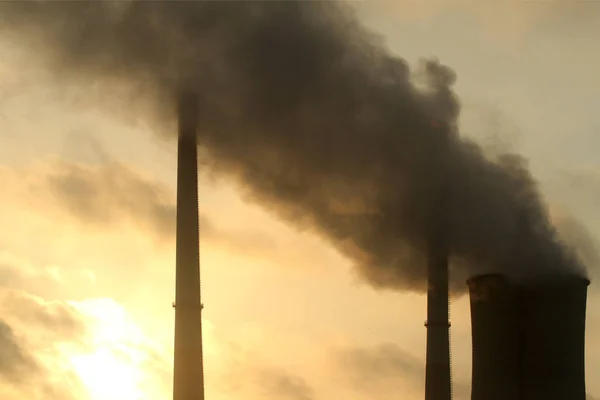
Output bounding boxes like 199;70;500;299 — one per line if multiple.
1;1;600;399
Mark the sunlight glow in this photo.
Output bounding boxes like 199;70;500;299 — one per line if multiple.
67;298;163;400
70;348;143;400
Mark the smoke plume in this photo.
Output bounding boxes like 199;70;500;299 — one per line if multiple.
0;1;586;292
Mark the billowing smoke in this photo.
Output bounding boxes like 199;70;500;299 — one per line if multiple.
0;1;587;292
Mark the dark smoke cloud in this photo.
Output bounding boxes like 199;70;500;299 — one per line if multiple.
0;1;586;292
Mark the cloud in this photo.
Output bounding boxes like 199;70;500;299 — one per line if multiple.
337;342;423;382
354;0;600;45
0;142;341;272
552;212;600;279
0;254;62;293
0;287;88;400
0;246;313;400
333;341;600;400
44;157;332;267
0;252;175;400
221;364;315;400
542;169;600;277
212;325;316;400
0;320;39;383
549;170;600;208
46;159;175;239
333;343;472;400
333;342;426;398
257;368;315;400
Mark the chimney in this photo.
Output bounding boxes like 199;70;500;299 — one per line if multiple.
424;227;452;400
173;92;205;400
519;275;589;400
468;274;520;400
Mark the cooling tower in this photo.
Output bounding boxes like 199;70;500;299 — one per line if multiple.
173;92;205;400
468;274;520;400
424;231;452;400
519;275;589;400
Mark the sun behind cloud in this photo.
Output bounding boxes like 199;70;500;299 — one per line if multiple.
67;298;169;400
70;349;143;400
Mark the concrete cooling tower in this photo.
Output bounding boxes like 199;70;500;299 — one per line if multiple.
519;275;589;400
468;274;520;400
468;274;590;400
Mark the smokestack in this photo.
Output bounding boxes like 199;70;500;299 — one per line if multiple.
519;275;589;400
468;274;590;400
173;92;205;400
468;274;520;400
424;130;453;400
424;225;452;400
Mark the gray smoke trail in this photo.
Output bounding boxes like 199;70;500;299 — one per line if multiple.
0;1;586;293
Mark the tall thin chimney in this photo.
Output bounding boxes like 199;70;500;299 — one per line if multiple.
424;128;453;400
424;221;452;400
173;92;205;400
425;126;452;400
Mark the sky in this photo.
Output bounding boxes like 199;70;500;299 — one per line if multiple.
0;1;600;399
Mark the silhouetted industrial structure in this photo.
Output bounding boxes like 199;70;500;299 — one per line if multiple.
520;275;589;400
468;274;520;400
468;273;590;400
173;92;205;400
166;94;592;400
424;227;452;400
